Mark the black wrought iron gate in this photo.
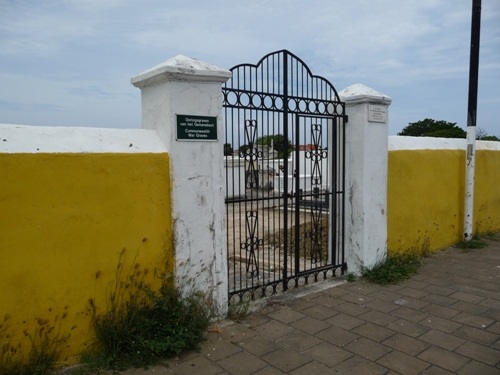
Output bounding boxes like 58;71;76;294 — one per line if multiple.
223;50;346;304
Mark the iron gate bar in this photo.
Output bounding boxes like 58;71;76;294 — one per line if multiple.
224;50;346;303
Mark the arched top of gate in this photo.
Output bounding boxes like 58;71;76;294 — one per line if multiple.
223;50;343;116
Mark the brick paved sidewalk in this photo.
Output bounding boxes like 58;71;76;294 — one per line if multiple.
102;239;500;374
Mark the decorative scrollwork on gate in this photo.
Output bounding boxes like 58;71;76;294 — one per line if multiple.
239;120;262;189
240;210;262;277
305;124;328;186
305;206;324;264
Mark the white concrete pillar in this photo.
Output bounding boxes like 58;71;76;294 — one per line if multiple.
339;84;392;274
131;56;231;313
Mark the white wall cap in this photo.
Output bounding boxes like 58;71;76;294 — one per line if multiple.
131;55;232;88
0;123;167;153
339;83;392;105
389;135;500;151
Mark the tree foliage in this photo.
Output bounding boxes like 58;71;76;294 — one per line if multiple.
256;134;292;159
476;128;499;141
398;119;499;141
398;119;466;138
223;143;233;156
240;134;292;159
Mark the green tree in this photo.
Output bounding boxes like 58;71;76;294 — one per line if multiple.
256;134;292;159
476;128;499;141
238;143;251;157
223;143;233;156
398;119;466;138
480;135;500;141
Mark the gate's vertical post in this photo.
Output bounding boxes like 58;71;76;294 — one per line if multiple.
131;56;231;313
339;84;392;274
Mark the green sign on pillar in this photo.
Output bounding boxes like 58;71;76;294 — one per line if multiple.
176;114;218;141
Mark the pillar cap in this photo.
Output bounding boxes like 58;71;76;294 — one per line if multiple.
339;83;392;105
131;55;232;88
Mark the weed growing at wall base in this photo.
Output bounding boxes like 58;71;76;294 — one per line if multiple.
362;253;422;285
0;314;70;375
79;252;211;372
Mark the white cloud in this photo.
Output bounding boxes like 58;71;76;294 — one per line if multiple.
0;0;498;135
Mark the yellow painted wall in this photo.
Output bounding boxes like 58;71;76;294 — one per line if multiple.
388;149;500;253
0;153;173;365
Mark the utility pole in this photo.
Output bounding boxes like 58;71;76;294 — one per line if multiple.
464;0;481;241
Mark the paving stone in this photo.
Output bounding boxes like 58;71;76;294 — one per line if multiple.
275;330;322;352
451;311;495;329
377;350;430;375
315;326;359;347
493;337;500;350
401;279;430;290
420;293;458;307
249;366;286;375
454;325;499;346
237;335;282;357
418;329;466;350
325;312;365;330
263;347;311;373
321;285;350;297
285;297;319;311
381;283;406;292
487;321;500;334
457;360;500;375
357;309;399;326
420;303;460;319
268;307;306;324
472;281;500;293
454;341;500;366
167;355;225;375
289;361;333;375
334;354;389;375
308;294;344;308
393;296;431;310
382;333;430;356
290;315;331;334
302;342;353;367
386;318;430;338
417;346;470;372
397;287;429;299
253;319;294;339
482;308;500;321
217;351;268;375
242;312;273;328
420;365;454;375
417;276;454;288
449;291;485;304
344;337;392;360
339;280;384;294
468;288;500;301
202;336;243;361
219;323;259;343
300;303;339;320
340;291;375;305
391;306;429;323
368;289;404;302
479;298;500;310
364;299;400;313
334;301;369;316
450;300;490;315
419;315;463;333
352;322;396;342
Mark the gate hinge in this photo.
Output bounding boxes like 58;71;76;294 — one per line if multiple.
344;115;348;123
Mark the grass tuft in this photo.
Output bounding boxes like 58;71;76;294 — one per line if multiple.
456;236;488;251
362;253;422;285
81;285;210;372
77;252;211;373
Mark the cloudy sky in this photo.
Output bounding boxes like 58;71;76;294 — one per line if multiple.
1;0;499;136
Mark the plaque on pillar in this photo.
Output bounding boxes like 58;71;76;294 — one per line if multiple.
368;105;387;123
176;114;218;141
